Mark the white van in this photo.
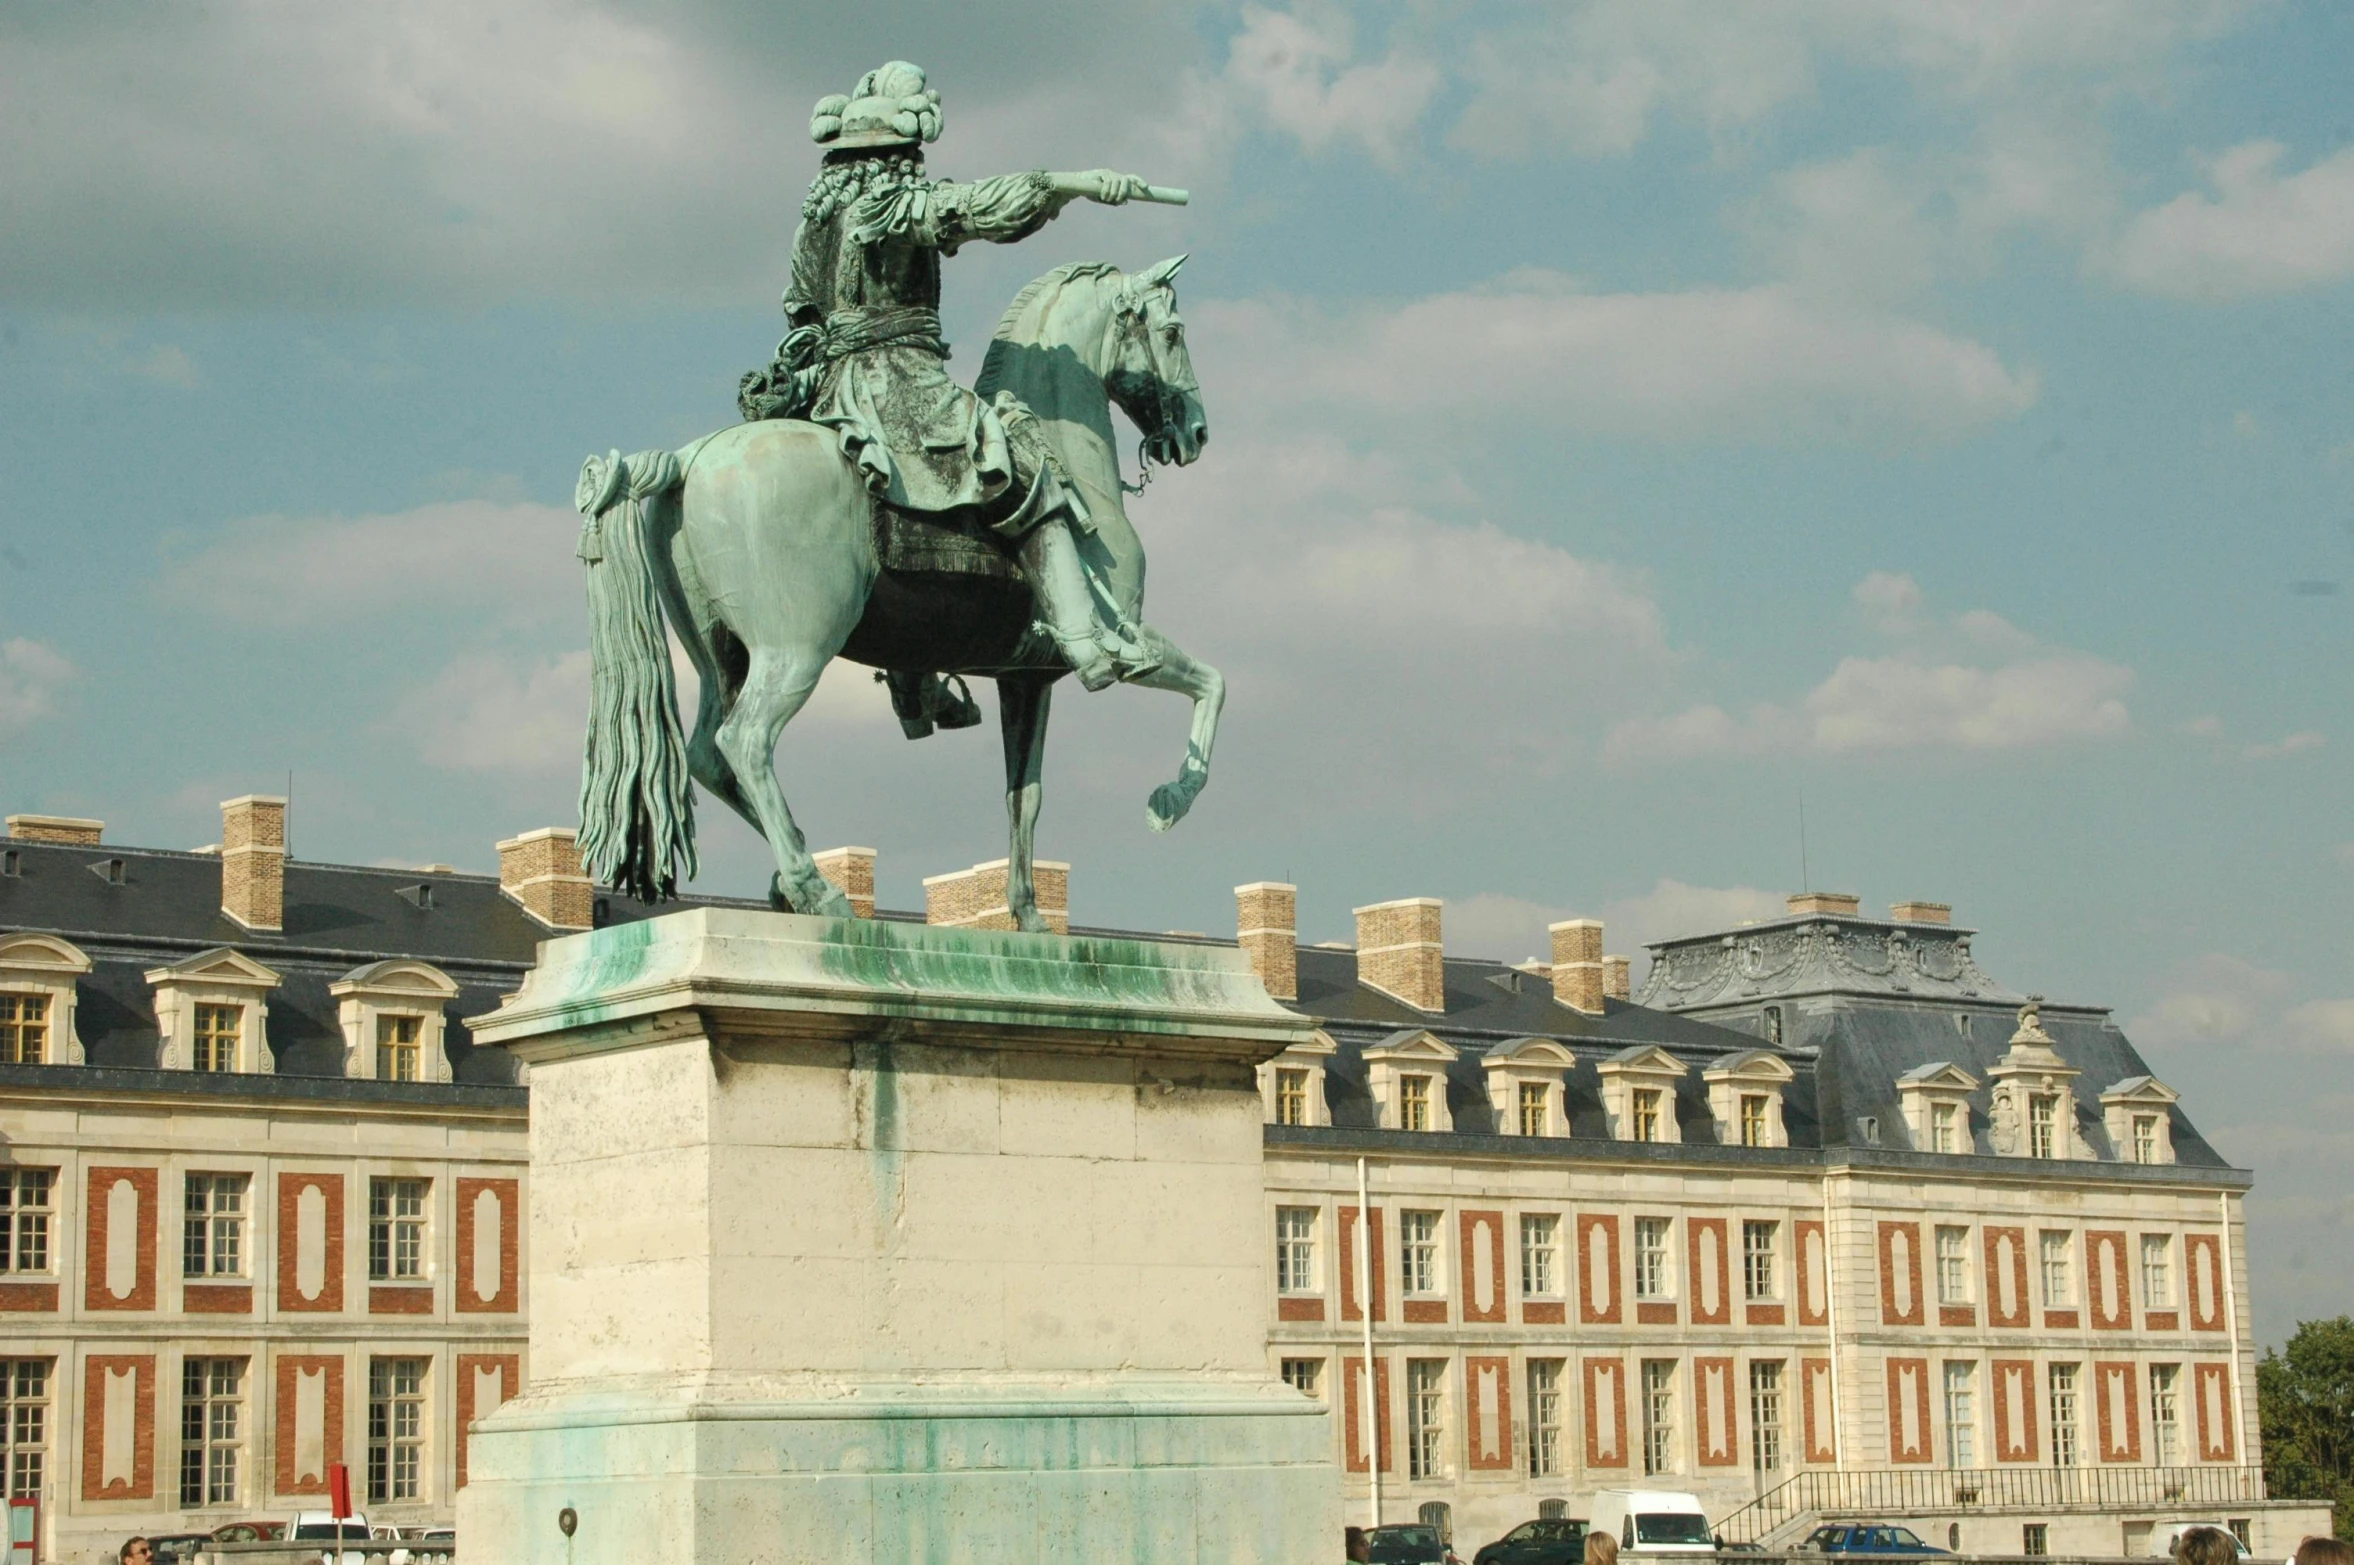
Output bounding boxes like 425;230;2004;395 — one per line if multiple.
2149;1523;2250;1560
1589;1489;1715;1553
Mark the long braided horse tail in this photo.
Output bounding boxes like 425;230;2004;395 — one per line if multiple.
573;448;697;903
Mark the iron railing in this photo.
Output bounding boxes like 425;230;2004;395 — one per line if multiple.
1714;1465;2272;1545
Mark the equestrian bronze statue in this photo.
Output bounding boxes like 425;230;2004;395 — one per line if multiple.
572;60;1220;929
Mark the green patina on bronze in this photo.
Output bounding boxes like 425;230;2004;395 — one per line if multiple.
570;57;1227;936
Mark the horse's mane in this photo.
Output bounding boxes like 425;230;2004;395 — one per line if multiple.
991;261;1122;343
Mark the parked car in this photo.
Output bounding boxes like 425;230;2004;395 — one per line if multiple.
1800;1524;1951;1555
1369;1523;1462;1565
1475;1516;1590;1565
287;1510;372;1565
2151;1523;2251;1559
1591;1490;1717;1553
145;1537;214;1565
212;1522;286;1542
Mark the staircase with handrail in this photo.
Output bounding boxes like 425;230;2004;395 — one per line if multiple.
1712;1466;2272;1548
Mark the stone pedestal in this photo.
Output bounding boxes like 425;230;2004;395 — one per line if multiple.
457;909;1338;1563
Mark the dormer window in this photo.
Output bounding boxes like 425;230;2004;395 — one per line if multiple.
330;961;460;1085
1896;1061;1981;1157
2028;1094;2058;1159
1931;1102;1960;1154
1257;1030;1338;1128
1631;1089;1662;1142
1400;1075;1433;1132
1599;1044;1689;1144
1481;1036;1575;1138
1740;1094;1769;1147
376;1016;424;1082
2098;1075;2180;1165
1274;1067;1310;1126
1519;1082;1549;1138
145;948;283;1074
0;934;94;1066
192;1005;241;1073
1365;1029;1459;1133
0;995;48;1065
1703;1048;1794;1149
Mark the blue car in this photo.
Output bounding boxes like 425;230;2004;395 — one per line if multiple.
1802;1525;1950;1555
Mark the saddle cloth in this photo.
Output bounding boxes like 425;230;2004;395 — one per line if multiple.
872;499;1026;583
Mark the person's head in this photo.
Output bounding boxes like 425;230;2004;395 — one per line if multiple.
1345;1525;1371;1562
1587;1530;1621;1565
2177;1526;2239;1565
2294;1537;2352;1565
119;1540;153;1565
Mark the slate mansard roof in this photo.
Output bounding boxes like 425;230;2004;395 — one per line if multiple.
0;833;2237;1178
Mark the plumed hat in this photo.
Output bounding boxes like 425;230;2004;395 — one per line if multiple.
810;61;943;150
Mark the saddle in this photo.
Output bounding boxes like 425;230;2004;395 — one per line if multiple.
870;497;1026;584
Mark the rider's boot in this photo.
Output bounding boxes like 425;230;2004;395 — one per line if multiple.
1008;472;1158;691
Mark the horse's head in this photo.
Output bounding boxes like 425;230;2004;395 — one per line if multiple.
1105;255;1207;469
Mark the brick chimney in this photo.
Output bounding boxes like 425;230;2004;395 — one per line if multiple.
497;827;593;930
220;796;287;932
922;858;1068;934
1890;900;1951;925
1353;898;1443;1012
1603;954;1632;1002
4;814;103;845
813;847;877;918
1787;891;1861;917
1549;919;1603;1014
1236;881;1297;1002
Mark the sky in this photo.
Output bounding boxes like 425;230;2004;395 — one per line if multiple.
4;0;2353;1344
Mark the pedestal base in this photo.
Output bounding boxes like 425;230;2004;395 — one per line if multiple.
464;1378;1336;1563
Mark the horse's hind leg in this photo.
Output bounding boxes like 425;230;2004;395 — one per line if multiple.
997;674;1055;934
715;644;854;918
684;621;762;833
1125;626;1225;832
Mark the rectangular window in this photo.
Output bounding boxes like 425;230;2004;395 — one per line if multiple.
2049;1364;2079;1469
192;1003;240;1073
2040;1231;2074;1307
1931;1101;1961;1154
1631;1088;1662;1143
1740;1094;1769;1147
1281;1357;1323;1399
1274;1067;1309;1126
2028;1094;2058;1159
1936;1226;1971;1305
1641;1359;1676;1476
1401;1210;1440;1296
179;1357;244;1506
0;1360;49;1499
2132;1114;2159;1164
367;1358;427;1503
1528;1358;1564;1477
1520;1214;1560;1298
1943;1362;1978;1468
1399;1075;1431;1132
2150;1365;2182;1466
1406;1359;1445;1481
1634;1218;1673;1299
2024;1525;2049;1558
2142;1235;2175;1308
1749;1360;1785;1474
0;996;49;1066
1743;1220;1779;1301
1519;1081;1549;1138
368;1177;428;1282
0;1170;53;1274
1275;1207;1318;1294
376;1015;422;1082
182;1173;247;1278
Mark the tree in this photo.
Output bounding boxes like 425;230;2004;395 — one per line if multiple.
2259;1316;2354;1543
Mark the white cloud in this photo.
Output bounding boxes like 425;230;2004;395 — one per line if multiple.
124;345;201;388
1225;6;1439;165
2283;999;2354;1054
1204;276;2038;445
1604;579;2130;766
1853;570;1925;634
1741;149;1940;302
2109;142;2354;299
2243;730;2324;761
389;650;592;777
2127;952;2288;1050
159;500;579;627
0;639;76;739
1603;878;1788;955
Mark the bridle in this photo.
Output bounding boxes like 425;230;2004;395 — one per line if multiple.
1109;280;1194;494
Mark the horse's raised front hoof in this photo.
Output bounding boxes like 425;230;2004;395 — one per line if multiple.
1147;772;1205;833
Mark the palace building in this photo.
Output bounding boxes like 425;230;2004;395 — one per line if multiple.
0;804;2322;1561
